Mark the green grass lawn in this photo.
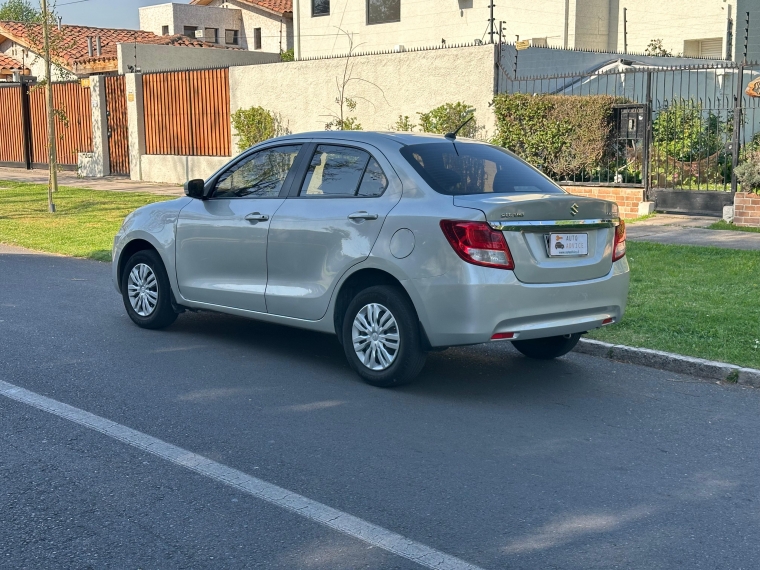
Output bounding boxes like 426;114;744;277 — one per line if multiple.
3;181;759;368
708;220;760;233
0;181;172;261
588;242;760;369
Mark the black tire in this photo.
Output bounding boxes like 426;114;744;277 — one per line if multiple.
121;249;178;330
341;285;426;387
511;333;581;360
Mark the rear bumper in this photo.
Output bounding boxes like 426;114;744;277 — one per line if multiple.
409;258;630;348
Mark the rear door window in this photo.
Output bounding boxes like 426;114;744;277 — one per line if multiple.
300;145;388;197
400;142;564;196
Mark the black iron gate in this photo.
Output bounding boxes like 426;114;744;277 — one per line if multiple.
498;57;760;215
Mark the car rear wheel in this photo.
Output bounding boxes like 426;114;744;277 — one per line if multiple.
121;250;178;330
511;333;581;360
342;285;426;387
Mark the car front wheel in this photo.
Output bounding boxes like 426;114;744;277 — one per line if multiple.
342;285;426;387
511;333;581;360
121;250;178;330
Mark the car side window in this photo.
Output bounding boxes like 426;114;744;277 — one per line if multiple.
300;145;388;197
215;145;302;198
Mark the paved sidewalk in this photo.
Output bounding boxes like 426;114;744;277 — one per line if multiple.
0;167;183;197
627;214;760;250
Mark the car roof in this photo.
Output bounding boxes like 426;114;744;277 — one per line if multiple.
267;131;488;147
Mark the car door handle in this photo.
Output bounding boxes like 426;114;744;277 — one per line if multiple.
245;212;269;222
348;211;378;221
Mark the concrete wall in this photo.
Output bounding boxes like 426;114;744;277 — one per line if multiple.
230;43;498;140
140;155;229;184
117;43;280;74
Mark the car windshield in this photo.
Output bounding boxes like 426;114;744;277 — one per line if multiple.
399;142;565;196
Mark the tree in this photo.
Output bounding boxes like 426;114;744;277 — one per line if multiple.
323;29;386;131
645;39;673;57
0;0;39;22
418;102;481;139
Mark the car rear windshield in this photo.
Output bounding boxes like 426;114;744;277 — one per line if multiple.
399;142;565;196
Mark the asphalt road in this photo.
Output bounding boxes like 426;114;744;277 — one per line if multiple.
1;251;758;569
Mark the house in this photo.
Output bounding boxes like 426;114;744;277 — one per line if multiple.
292;0;759;62
0;52;28;81
139;0;293;54
0;21;234;79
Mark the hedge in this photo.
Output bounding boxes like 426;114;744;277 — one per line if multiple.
492;93;626;180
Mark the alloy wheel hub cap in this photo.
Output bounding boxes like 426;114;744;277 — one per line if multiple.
352;303;400;371
127;263;158;317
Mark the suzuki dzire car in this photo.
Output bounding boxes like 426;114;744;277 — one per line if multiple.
113;131;629;387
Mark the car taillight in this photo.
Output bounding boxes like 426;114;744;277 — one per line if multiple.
613;220;626;262
440;220;514;270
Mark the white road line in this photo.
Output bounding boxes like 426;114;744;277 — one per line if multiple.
0;380;485;570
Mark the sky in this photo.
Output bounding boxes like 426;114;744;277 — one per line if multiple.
50;0;176;30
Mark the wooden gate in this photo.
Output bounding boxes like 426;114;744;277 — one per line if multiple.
0;84;25;167
28;82;93;168
105;76;129;175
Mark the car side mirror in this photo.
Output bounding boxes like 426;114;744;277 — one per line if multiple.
184;179;206;199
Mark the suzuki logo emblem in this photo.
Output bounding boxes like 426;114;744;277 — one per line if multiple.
570;203;579;216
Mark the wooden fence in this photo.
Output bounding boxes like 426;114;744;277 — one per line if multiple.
143;68;231;157
105;76;130;175
29;82;93;166
0;85;24;165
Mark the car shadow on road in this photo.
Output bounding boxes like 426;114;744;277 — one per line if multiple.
164;310;593;403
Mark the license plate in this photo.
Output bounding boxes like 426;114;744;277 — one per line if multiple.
548;233;588;257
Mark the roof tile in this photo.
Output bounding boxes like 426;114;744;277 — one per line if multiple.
0;21;237;69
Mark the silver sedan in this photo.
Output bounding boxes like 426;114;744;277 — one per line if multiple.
113;131;629;387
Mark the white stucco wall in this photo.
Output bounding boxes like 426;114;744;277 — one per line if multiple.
293;0;750;62
230;43;498;140
0;39;75;81
139;3;244;47
140;154;229;184
117;43;280;74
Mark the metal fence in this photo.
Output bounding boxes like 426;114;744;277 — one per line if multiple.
497;57;760;195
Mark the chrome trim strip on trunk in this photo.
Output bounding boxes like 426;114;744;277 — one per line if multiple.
489;218;620;231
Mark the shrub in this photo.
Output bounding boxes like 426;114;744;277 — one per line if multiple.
418;102;481;138
280;48;294;62
735;151;760;193
652;101;726;162
231;106;289;151
391;115;415;132
492;93;623;179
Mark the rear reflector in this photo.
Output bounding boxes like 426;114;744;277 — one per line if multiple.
602;317;614;325
491;332;515;340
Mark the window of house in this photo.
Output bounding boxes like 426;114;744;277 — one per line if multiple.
367;0;400;25
254;28;262;50
225;29;239;45
205;27;219;43
161;25;169;36
684;38;723;59
183;25;198;38
312;0;330;17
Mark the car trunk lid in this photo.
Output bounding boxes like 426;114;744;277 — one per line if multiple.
454;193;619;284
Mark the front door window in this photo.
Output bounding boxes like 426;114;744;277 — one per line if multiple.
215;145;302;199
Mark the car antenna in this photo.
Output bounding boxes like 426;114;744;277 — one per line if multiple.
444;115;474;141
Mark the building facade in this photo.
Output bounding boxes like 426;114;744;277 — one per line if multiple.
293;0;759;62
139;0;293;54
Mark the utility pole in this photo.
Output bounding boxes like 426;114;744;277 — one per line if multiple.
623;7;628;54
40;0;57;213
489;1;495;44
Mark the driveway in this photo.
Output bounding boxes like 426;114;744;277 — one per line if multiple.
1;251;758;569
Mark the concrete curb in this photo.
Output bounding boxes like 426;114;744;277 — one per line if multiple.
575;339;760;388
